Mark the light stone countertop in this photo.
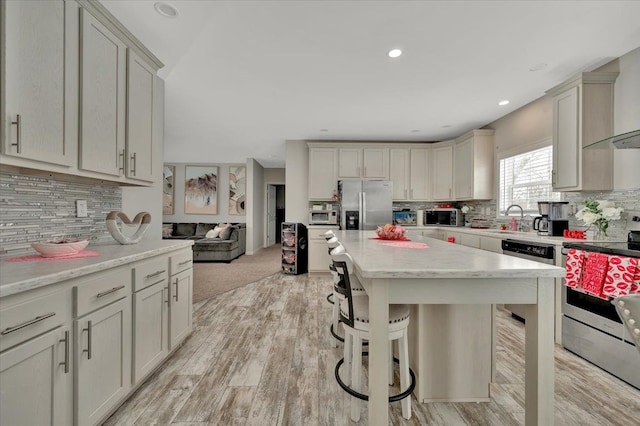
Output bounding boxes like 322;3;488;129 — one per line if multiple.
0;240;194;298
337;230;565;279
405;225;622;246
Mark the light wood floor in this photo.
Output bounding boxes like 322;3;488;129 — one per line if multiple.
104;273;640;425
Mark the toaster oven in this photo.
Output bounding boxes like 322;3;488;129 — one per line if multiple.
424;208;462;226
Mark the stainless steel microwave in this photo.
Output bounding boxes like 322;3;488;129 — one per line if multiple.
424;208;462;226
309;209;338;225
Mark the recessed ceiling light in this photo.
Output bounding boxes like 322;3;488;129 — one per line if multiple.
442;124;452;128
410;129;420;133
388;49;402;58
529;63;548;72
319;129;329;132
498;100;510;106
154;2;179;18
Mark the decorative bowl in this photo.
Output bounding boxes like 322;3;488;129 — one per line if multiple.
375;224;406;240
31;239;89;258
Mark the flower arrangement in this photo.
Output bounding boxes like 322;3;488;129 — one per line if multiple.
461;205;473;214
376;224;406;240
575;199;623;238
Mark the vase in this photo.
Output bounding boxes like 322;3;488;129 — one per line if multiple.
593;226;607;241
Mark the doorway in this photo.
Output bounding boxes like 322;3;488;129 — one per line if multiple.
266;184;285;246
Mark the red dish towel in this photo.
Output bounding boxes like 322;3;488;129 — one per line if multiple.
602;255;639;298
565;249;585;289
581;252;610;299
632;268;640;294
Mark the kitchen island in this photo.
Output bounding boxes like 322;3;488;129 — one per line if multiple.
337;231;565;426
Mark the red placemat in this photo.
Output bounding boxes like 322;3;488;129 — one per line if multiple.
370;237;411;241
5;250;100;262
380;241;429;249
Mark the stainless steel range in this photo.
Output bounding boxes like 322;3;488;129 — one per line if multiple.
562;231;640;389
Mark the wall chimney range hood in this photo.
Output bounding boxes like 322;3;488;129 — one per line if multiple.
584;129;640;149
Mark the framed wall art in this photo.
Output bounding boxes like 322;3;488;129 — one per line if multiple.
229;166;246;215
162;165;175;215
185;165;218;214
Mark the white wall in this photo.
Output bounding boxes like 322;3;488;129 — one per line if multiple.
247;158;265;254
285;140;309;224
121;76;165;241
264;168;285;183
613;47;640;189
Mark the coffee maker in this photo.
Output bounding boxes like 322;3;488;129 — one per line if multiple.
548;201;569;236
533;201;550;235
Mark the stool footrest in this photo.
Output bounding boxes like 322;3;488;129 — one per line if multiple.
330;324;345;343
334;354;416;403
326;293;335;305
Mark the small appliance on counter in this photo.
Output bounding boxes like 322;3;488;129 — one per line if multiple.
548;201;569;236
424;208;463;226
309;209;338;225
392;210;417;226
533;201;550;235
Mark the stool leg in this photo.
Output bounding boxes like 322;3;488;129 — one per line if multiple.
351;335;362;422
389;339;394;385
399;329;412;420
332;293;340;348
344;331;353;386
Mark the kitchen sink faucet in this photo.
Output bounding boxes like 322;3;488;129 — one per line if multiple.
505;204;524;231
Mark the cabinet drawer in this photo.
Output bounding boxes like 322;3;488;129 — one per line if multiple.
133;256;168;292
0;290;68;352
170;249;193;276
75;267;132;317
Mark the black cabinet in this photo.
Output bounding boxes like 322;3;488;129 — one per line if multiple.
281;222;308;275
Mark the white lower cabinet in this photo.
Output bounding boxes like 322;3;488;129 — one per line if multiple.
133;281;168;384
0;326;72;426
169;269;192;349
307;226;338;272
75;297;131;426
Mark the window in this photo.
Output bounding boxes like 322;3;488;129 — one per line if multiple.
498;144;561;216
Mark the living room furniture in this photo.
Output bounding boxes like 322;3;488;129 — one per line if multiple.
162;223;246;262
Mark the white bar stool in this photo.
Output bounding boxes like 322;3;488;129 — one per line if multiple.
331;250;415;422
612;295;640;355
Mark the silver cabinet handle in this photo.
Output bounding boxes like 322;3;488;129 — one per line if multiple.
164;287;169;304
11;114;21;153
145;270;166;279
96;285;125;298
59;330;70;373
119;149;125;173
173;278;179;301
404;189;407;198
363;166;367;176
83;321;92;360
1;312;56;335
130;152;137;176
178;260;192;267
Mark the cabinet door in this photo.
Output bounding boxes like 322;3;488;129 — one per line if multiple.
308;238;331;272
389;149;409;200
410;148;430;200
2;0;73;166
126;49;155;182
308;147;337;200
552;86;580;190
338;148;362;178
0;327;71;426
133;281;168;384
76;297;131;426
454;138;473;199
362;148;388;178
79;8;126;177
170;269;193;348
432;146;453;200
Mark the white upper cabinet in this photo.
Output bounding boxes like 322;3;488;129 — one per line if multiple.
126;49;155;182
79;8;127;177
546;72;618;191
2;0;77;166
453;129;494;200
389;149;410;200
432;145;453;200
410;148;430;200
338;147;388;179
308;146;338;200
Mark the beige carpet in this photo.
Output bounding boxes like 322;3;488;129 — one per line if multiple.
192;244;282;303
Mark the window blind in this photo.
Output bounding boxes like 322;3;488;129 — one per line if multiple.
499;145;560;215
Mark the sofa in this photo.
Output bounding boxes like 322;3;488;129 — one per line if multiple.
162;222;246;262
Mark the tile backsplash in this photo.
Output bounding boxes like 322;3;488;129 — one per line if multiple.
393;188;640;240
0;171;122;256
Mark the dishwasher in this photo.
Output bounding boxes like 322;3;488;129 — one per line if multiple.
501;239;556;322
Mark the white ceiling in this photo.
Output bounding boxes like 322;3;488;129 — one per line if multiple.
101;0;640;168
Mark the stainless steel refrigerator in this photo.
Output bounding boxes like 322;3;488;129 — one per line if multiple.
338;180;393;230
